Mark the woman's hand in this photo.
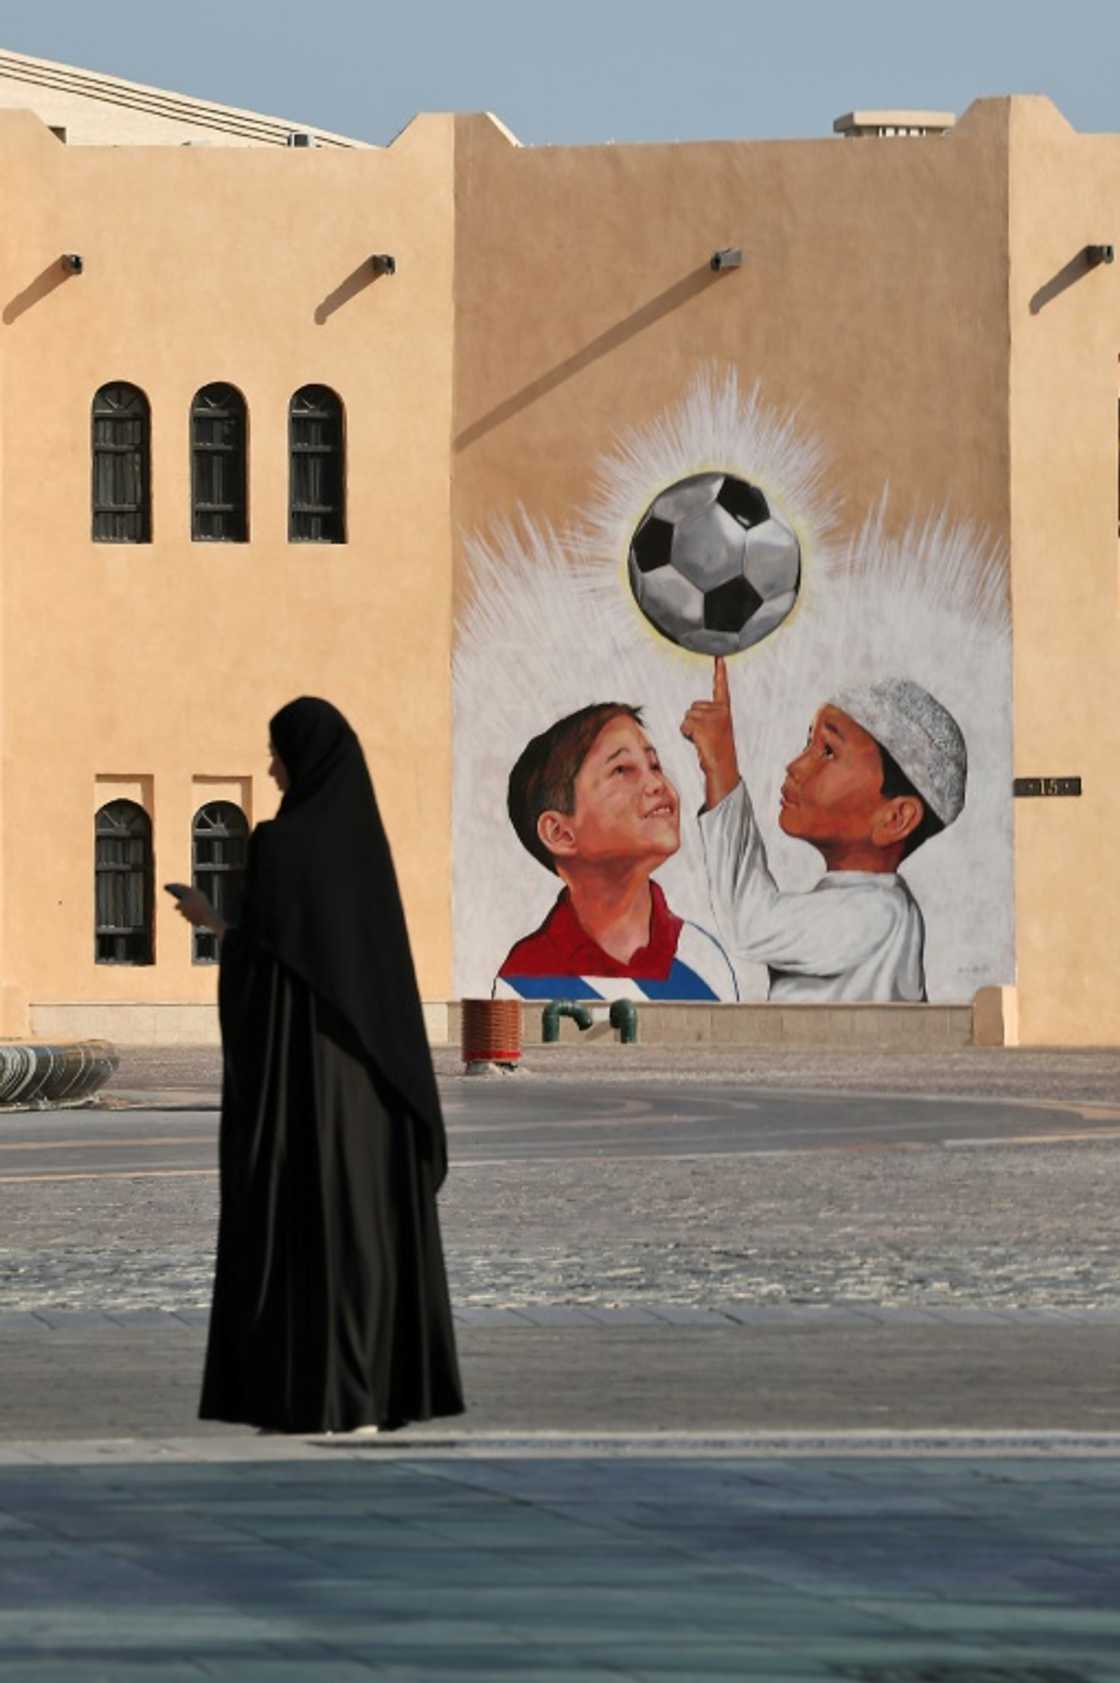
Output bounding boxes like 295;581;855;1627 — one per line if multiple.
169;886;227;937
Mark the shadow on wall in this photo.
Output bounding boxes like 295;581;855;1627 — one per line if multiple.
454;263;721;452
3;259;76;324
315;259;387;325
1029;247;1101;315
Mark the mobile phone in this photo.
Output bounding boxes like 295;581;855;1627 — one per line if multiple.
163;883;192;899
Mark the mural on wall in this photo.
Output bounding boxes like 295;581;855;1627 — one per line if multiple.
495;701;738;1002
453;370;1013;1006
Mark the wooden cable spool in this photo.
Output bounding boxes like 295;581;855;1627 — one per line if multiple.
461;997;522;1064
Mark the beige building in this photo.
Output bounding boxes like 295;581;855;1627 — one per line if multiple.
0;52;1115;1046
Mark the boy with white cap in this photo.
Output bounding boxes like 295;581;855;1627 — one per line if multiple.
681;658;967;1001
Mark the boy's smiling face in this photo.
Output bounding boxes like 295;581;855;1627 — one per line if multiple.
780;704;905;852
538;715;680;871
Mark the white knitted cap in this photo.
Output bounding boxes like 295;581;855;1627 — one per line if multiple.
830;677;967;826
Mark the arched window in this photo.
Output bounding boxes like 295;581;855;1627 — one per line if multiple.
289;385;344;542
95;801;153;964
191;802;249;963
92;383;150;542
191;384;248;541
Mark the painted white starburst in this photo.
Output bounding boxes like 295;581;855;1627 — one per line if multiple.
581;364;838;581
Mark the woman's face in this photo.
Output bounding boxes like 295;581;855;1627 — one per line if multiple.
268;740;290;794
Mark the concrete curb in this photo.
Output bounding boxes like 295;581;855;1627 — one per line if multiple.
3;1302;1119;1330
3;1428;1120;1465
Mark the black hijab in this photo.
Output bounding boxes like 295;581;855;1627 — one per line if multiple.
240;697;446;1182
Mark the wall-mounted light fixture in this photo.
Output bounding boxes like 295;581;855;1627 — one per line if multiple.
710;247;743;273
370;253;397;276
61;253;83;274
287;131;313;148
1086;243;1115;267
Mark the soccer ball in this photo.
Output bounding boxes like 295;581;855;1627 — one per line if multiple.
627;472;801;656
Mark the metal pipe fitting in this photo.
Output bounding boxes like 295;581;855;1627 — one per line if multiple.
541;1001;593;1043
609;999;639;1044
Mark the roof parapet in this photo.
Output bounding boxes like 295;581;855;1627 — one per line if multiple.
833;109;956;139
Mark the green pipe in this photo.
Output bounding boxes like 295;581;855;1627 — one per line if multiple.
541;1001;593;1043
609;999;639;1044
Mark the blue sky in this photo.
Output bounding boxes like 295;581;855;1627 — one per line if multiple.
5;0;1118;146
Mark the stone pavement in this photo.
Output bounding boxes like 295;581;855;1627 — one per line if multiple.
2;1437;1119;1681
10;1096;1120;1317
102;1042;1120;1106
3;1313;1118;1675
6;1046;1117;1676
3;1313;1120;1438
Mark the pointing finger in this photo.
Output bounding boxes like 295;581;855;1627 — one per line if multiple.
713;655;729;707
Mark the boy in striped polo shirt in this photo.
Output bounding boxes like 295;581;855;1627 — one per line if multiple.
495;702;737;1003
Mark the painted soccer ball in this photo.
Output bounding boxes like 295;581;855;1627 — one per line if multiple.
627;472;801;656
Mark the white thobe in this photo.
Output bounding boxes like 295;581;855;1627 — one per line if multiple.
698;782;927;1003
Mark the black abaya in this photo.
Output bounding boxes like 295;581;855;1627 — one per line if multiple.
199;697;464;1431
201;928;463;1433
237;697;447;1182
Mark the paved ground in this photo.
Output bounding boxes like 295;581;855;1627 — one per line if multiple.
4;1082;1118;1313
101;1041;1120;1105
2;1316;1119;1439
2;1046;1117;1677
2;1443;1119;1681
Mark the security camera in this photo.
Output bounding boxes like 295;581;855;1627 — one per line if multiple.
61;253;83;274
370;253;396;276
1086;243;1115;267
710;247;743;273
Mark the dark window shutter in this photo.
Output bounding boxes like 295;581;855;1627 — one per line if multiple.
191;802;249;962
94;800;153;963
289;385;345;542
191;384;247;542
92;384;151;542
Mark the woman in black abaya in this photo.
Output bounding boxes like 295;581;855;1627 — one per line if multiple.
172;697;464;1434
